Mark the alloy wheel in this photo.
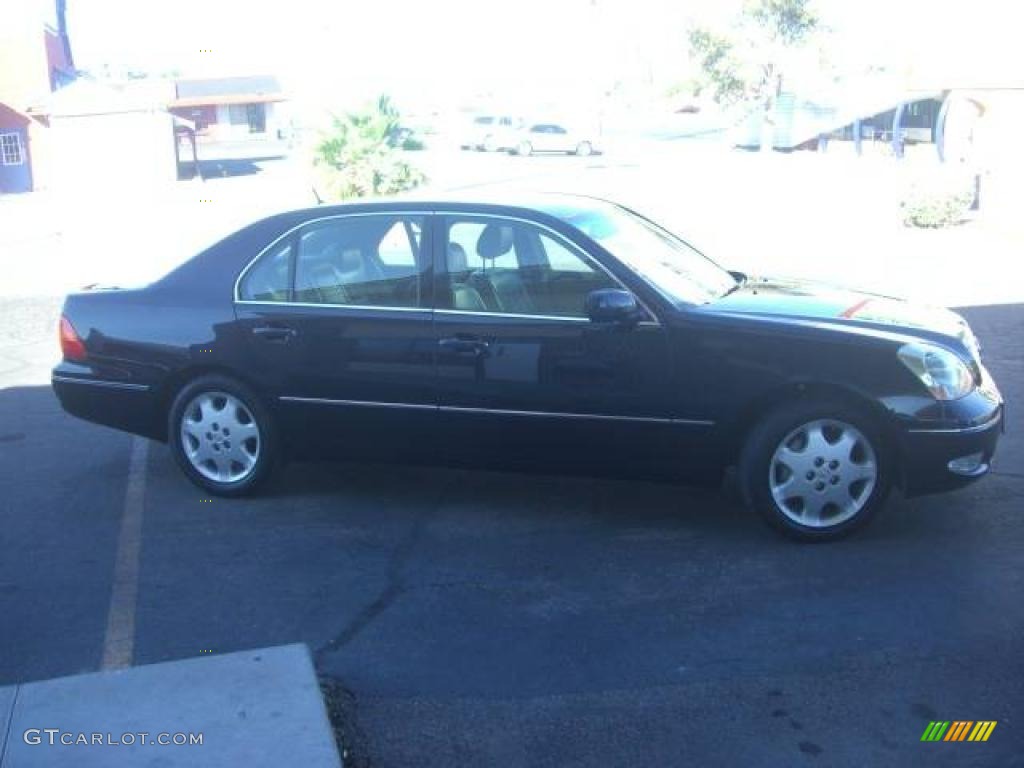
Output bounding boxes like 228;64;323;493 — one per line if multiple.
180;391;261;483
768;419;877;528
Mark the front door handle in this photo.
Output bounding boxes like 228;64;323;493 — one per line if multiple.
252;324;297;342
438;336;489;356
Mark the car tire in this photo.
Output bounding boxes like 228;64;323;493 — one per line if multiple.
517;141;533;157
483;135;498;152
739;397;891;541
168;374;278;496
575;141;593;156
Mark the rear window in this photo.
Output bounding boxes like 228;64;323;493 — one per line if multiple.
238;240;291;302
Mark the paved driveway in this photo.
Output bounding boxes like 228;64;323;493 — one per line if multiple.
0;298;1021;766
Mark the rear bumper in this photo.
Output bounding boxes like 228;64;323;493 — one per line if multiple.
52;367;163;440
899;406;1003;497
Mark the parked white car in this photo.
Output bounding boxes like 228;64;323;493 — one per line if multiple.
461;115;523;152
512;122;598;156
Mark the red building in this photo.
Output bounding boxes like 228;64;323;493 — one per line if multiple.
0;0;75;193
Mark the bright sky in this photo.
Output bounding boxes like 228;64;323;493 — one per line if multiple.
67;0;1021;110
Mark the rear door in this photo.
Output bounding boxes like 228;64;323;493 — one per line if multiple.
234;211;436;461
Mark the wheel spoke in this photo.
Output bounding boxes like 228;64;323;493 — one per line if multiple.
802;499;824;524
846;461;876;484
832;431;857;460
804;424;832;456
776;444;813;474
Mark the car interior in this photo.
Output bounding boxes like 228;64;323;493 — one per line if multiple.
241;216;425;307
241;215;616;316
295;218;423;307
445;220;615;317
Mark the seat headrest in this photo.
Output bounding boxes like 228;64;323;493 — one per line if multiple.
477;223;514;260
335;248;363;276
447;242;468;273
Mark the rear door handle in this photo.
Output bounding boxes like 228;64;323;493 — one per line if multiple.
438;336;489;356
252;324;297;342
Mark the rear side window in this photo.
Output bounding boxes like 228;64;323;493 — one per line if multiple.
293;215;426;308
238;241;291;302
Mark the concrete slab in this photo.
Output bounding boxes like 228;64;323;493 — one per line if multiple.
1;644;340;768
0;685;17;761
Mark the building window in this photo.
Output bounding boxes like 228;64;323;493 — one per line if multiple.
1;133;24;166
227;103;266;133
228;104;249;125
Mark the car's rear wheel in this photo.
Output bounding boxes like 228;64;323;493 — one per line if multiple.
169;375;277;496
483;134;498;152
517;140;533;156
575;141;593;156
739;398;891;540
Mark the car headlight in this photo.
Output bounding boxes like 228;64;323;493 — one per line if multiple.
897;343;975;400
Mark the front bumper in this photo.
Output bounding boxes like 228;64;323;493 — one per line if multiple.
899;402;1004;497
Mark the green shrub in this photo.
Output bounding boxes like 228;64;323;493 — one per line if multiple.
900;174;975;228
313;95;426;201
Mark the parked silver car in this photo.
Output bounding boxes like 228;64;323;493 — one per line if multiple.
512;122;598;156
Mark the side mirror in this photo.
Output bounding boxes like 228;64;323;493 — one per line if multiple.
585;289;640;325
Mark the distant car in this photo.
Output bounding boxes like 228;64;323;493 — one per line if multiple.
461;115;522;152
513;123;598;156
52;194;1003;541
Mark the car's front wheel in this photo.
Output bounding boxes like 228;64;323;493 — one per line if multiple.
169;375;278;496
575;141;593;156
739;398;891;540
516;141;533;156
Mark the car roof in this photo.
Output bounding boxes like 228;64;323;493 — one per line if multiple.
282;192;614;222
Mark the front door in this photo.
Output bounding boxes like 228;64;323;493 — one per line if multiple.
433;213;676;476
234;212;435;461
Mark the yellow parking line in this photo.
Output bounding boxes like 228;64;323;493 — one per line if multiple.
101;437;148;670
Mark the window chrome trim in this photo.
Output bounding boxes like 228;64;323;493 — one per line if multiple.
232;210;435;304
52;375;150;392
235;300;429;313
278;395;714;426
439;211;661;325
436;308;588;323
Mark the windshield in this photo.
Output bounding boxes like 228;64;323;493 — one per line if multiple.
553;202;737;304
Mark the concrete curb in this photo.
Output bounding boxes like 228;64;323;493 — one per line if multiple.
0;644;341;767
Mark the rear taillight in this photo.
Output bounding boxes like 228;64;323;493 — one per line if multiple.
59;315;87;361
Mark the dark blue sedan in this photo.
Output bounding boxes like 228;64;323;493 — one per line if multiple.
52;194;1003;539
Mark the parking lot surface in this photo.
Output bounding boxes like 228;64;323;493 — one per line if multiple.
1;295;1022;766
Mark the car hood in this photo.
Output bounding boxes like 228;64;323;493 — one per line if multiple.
698;276;975;351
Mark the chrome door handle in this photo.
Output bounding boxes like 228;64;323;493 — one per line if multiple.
252;325;297;342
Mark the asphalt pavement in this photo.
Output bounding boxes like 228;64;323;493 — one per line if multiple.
0;296;1022;767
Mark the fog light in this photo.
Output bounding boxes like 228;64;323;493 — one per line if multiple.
948;452;986;476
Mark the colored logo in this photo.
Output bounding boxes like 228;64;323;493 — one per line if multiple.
921;721;997;742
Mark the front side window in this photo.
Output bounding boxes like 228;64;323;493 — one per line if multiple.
293;215;426;308
443;216;617;317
